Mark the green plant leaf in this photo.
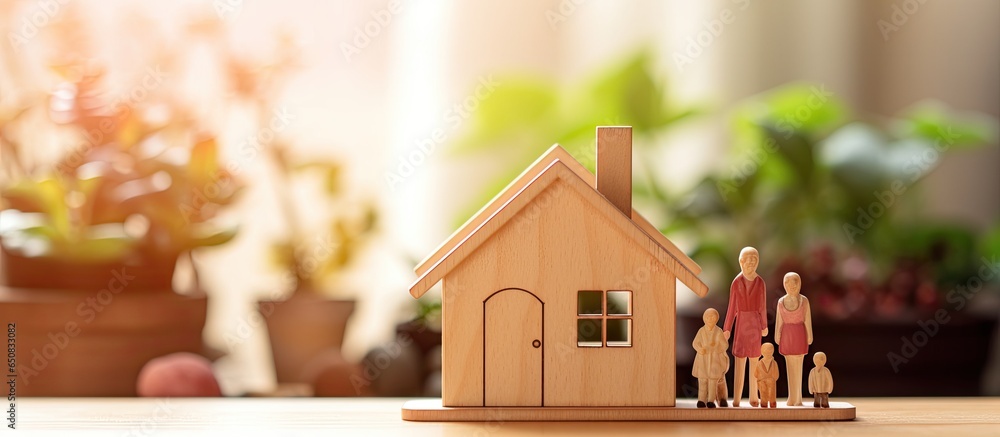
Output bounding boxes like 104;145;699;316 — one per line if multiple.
1;180;47;213
37;177;71;239
56;224;135;262
982;225;1000;264
452;78;558;154
268;241;296;270
185;225;238;248
758;83;845;135
820;123;890;197
896;101;998;148
189;136;220;184
583;49;667;131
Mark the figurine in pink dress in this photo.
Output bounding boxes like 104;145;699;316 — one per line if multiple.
775;272;813;406
723;247;768;407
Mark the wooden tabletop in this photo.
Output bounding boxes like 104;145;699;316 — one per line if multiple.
17;397;1000;435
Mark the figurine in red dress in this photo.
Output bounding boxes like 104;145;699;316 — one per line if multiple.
723;247;768;407
776;272;813;406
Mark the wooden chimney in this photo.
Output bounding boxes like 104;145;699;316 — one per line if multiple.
596;126;633;215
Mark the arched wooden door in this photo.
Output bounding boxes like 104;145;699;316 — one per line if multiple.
483;288;543;406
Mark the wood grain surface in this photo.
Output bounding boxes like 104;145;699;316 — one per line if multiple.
15;397;1000;435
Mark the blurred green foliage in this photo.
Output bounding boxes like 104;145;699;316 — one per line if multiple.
266;150;378;293
450;50;700;226
450;50;999;314
0;11;378;296
0;68;241;266
224;38;380;295
678;87;997;289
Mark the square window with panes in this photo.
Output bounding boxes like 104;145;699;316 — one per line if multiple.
576;290;632;347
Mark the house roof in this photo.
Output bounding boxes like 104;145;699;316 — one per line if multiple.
409;145;708;299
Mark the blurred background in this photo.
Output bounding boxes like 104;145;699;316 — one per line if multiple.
0;0;997;398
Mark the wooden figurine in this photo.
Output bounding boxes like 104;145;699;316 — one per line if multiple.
775;272;813;406
401;126;856;421
723;247;768;407
754;343;779;408
809;352;834;408
692;308;729;408
715;370;729;409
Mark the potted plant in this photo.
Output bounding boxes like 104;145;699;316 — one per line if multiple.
256;143;378;384
196;33;381;386
0;66;242;396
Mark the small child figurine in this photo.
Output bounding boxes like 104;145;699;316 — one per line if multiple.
692;308;729;408
753;343;779;408
809;352;834;408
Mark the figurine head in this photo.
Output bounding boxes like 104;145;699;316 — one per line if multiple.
783;272;801;296
739;247;759;277
760;342;774;358
813;351;827;367
702;308;719;327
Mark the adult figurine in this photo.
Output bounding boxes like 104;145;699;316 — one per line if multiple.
692;308;729;408
723;246;768;407
775;272;813;406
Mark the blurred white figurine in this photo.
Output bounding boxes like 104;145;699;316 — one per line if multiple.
692;308;729;408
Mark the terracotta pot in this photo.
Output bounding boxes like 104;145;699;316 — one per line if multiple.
1;246;176;291
259;293;355;383
0;285;207;396
0;246;209;396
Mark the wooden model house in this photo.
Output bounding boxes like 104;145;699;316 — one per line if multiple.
407;127;709;410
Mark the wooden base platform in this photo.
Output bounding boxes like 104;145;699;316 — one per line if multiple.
402;399;856;422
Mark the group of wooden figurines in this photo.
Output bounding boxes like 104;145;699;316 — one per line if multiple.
692;246;835;408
